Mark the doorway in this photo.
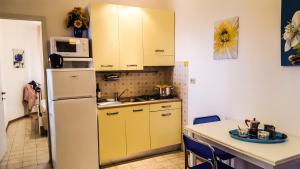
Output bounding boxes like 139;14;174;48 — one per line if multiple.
0;50;6;164
0;19;46;126
0;18;50;169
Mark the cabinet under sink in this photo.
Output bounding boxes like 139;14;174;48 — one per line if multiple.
97;101;182;165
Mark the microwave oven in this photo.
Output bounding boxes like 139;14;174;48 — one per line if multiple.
50;37;89;58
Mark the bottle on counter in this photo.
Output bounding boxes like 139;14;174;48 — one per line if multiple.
96;83;101;103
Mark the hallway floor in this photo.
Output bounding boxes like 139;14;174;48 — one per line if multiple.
0;117;51;169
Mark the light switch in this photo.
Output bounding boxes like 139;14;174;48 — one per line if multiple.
184;61;189;67
190;78;196;84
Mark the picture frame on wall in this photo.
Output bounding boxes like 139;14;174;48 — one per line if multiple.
281;0;300;66
213;16;239;60
13;49;25;69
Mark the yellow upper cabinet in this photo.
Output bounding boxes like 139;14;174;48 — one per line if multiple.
89;4;119;71
90;3;143;71
142;8;175;66
119;6;143;70
90;3;175;70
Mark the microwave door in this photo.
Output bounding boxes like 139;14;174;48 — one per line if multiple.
56;41;77;54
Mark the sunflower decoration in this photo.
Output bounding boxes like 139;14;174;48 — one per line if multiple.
214;17;239;59
66;7;89;37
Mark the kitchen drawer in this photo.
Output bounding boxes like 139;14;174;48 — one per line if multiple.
125;105;149;113
150;102;181;112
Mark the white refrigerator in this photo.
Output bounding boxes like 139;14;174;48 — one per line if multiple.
47;68;99;169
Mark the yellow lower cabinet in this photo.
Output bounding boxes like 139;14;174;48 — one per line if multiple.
125;105;150;155
98;108;126;164
150;109;181;149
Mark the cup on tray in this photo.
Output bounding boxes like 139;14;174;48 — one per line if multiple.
258;131;270;140
264;124;276;139
237;128;249;138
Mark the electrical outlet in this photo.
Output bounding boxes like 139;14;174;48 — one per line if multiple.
190;78;196;84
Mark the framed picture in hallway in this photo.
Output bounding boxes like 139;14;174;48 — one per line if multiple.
281;0;300;66
213;16;239;60
12;49;25;68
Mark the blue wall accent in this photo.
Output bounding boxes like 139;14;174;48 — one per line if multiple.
281;0;300;66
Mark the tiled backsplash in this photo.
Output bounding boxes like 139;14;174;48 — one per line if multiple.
96;62;189;127
96;69;173;98
173;62;189;126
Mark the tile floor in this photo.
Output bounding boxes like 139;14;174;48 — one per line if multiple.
0;117;51;169
0;117;186;169
103;151;185;169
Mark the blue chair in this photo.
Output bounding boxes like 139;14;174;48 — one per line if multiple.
183;134;234;169
193;115;235;162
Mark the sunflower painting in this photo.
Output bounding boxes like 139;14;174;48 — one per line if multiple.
214;17;239;59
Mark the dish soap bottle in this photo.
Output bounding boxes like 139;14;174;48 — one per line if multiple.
96;83;101;103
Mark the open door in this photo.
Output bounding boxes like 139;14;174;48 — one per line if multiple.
0;20;6;160
0;59;7;160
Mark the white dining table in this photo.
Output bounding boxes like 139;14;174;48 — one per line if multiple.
184;120;300;169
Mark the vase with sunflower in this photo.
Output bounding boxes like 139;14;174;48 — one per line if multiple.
66;7;89;38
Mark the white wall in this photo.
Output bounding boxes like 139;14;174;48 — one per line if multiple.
0;0;172;37
172;0;300;137
28;23;45;98
0;19;44;127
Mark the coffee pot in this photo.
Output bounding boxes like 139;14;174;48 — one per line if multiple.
245;118;260;138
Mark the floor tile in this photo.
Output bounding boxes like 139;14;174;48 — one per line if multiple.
1;117;50;169
3;117;187;169
103;151;185;169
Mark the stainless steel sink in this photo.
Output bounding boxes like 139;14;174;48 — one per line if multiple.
97;101;122;106
119;97;144;103
97;97;142;107
98;95;163;107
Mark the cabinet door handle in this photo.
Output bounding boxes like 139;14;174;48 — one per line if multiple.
161;113;172;117
133;109;143;112
101;65;113;68
155;49;165;53
161;105;172;109
71;75;78;78
127;64;138;67
107;112;119;116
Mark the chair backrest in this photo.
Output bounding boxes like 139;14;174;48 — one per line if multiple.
193;115;221;124
183;134;215;160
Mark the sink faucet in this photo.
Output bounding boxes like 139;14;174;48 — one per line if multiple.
114;89;129;101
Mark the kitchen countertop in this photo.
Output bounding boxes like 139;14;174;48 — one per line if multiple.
97;98;181;109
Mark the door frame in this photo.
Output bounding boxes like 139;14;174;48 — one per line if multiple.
0;13;52;164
